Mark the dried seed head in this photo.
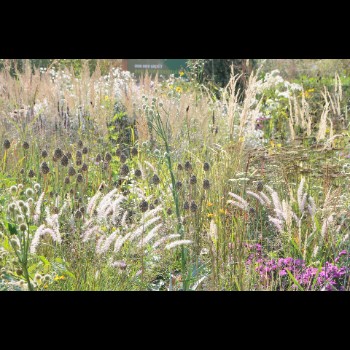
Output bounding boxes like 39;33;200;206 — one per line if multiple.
152;174;160;185
22;141;29;150
82;147;88;155
203;179;210;190
75;210;82;219
41;149;48;158
131;147;138;157
68;166;76;177
140;200;149;213
120;164;129;176
95;154;102;163
66;152;72;159
52;156;58;162
77;140;83;148
190;201;198;212
120;153;127;163
190;175;197;185
40;162;50;175
76;150;82;159
61;155;69;167
176;181;183;190
184;161;192;172
177;163;183;171
20;168;25;175
105;152;112;162
76;173;83;183
154;199;160;205
79;207;85;214
203;162;210;171
3;139;11;149
249;207;255;215
167;208;173;215
257;181;264;192
103;162;109;170
149;203;155;210
115;148;122;157
81;163;88;172
19;223;27;232
183;201;190;210
76;158;82;166
54;148;63;159
64;176;70;184
134;169;142;178
52;207;59;214
28;169;35;178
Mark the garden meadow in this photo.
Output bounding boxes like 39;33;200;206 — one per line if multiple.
1;59;350;291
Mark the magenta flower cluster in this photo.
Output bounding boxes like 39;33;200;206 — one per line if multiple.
245;244;350;291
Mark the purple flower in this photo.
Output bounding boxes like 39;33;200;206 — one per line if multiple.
279;270;287;277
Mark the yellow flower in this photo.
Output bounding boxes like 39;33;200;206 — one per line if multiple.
175;86;183;93
104;95;109;101
207;213;214;218
54;275;65;281
219;209;225;214
207;201;213;207
179;71;184;77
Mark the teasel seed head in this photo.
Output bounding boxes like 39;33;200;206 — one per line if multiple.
22;141;29;150
76;173;84;183
68;166;76;177
120;164;129;176
28;169;35;178
76;158;82;166
64;176;70;184
105;152;112;162
75;210;82;219
120;153;127;163
81;163;88;172
115;148;122;157
176;181;183;190
140;200;149;213
152;174;160;185
190;175;197;185
184;161;192;172
167;208;173;215
203;179;210;190
66;151;72;159
203;162;210;171
77;140;83;149
183;201;190;210
82;147;88;155
61;155;69;167
95;153;102;163
131;147;138;157
54;148;63;159
257;181;264;192
40;162;50;174
190;201;198;212
20;168;25;175
177;163;183;171
52;206;59;214
149;203;155;210
134;169;142;178
41;149;48;158
3;139;10;149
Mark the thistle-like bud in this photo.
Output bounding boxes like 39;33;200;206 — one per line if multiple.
22;141;29;150
3;139;11;149
203;162;210;171
68;166;76;177
140;200;149;213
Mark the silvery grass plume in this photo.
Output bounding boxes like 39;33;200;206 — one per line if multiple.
34;192;45;224
246;190;266;205
227;192;249;210
30;225;62;254
165;240;193;250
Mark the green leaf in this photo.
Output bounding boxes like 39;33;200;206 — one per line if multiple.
38;255;50;266
7;222;18;235
286;269;304;291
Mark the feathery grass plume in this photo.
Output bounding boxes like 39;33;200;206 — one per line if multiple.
98;230;119;255
129;216;162;242
321;213;334;239
165;240;193;250
246;190;266;205
316;89;330;141
144;160;156;173
96;236;106;255
111;195;126;223
300;193;308;213
96;189;118;219
152;234;181;249
270;191;283;220
121;210;128;227
111;260;127;269
30;226;61;254
138;223;163;247
227;200;248;211
268;215;284;233
209;219;218;243
81;225;101;242
297;177;305;210
114;232;132;253
307;196;316;219
87;191;102;216
144;205;163;219
34;192;45;224
228;192;249;208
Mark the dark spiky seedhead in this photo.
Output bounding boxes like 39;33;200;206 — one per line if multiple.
3;139;10;149
28;169;35;178
52;207;59;214
22;141;29;150
95;154;102;163
120;164;129;176
61;155;69;167
81;163;88;172
119;153;127;163
115;148;122;157
76;173;83;183
131;147;138;157
76;158;82;166
68;166;76;177
184;161;192;172
190;201;198;212
166;208;173;215
82;147;88;155
54;148;63;159
203;179;210;190
152;174;160;185
66;152;72;159
134;169;142;178
257;181;264;192
177;163;183;171
77;140;83;149
40;162;50;175
140;200;149;213
105;152;112;162
20;168;25;175
149;203;155;210
75;210;82;219
190;175;197;185
76;150;82;159
203;162;210;171
183;201;190;210
176;181;183;190
41;149;48;158
64;176;70;184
